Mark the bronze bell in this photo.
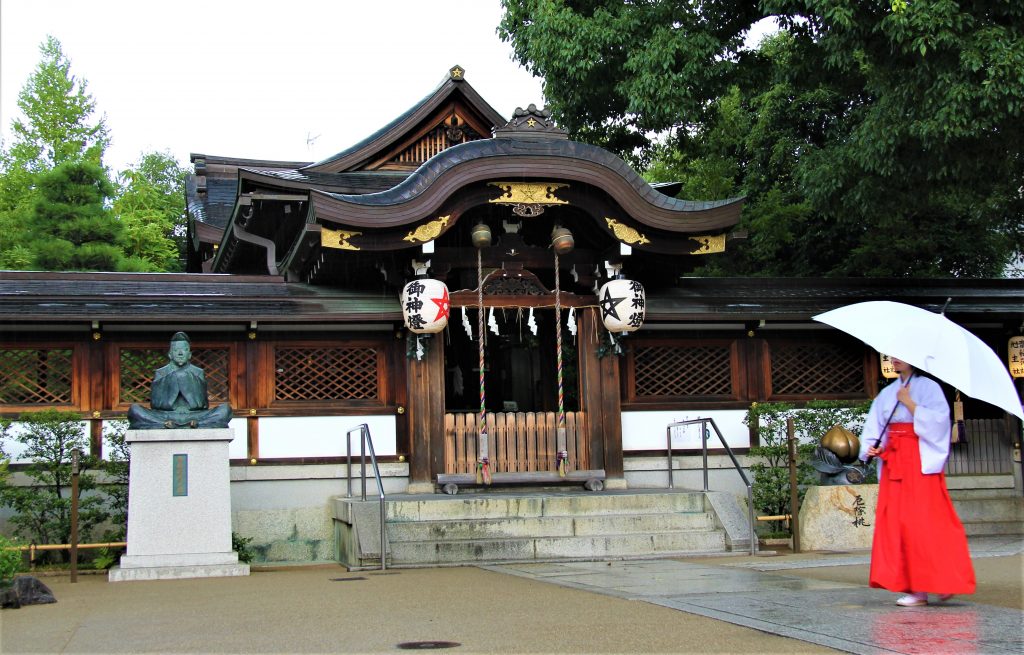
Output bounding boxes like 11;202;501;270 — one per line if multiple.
551;225;574;255
821;424;860;464
471;222;492;248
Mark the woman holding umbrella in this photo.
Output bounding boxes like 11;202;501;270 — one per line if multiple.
859;357;975;607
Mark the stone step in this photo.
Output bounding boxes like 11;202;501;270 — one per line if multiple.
384;491;706;522
961;520;1024;536
952;496;1024;523
384;530;727;566
385;511;716;543
949;488;1020;500
334;490;739;569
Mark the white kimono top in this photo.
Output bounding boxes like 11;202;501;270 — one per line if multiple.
858;374;951;475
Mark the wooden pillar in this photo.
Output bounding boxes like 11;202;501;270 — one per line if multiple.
407;335;446;486
578;308;624;479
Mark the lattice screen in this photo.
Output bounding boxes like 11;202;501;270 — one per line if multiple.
769;342;863;396
634;345;733;398
120;347;231;404
274;346;378;401
0;348;73;405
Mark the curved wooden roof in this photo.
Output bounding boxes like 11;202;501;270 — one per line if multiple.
310;137;743;233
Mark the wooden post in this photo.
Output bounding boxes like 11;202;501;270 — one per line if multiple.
70;447;80;583
787;418;800;553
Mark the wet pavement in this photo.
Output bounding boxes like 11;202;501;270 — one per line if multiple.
1;535;1020;654
487;535;1024;655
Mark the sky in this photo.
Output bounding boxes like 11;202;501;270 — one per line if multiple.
0;0;547;172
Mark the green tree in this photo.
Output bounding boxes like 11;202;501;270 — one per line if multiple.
499;1;1024;277
29;160;124;271
0;410;110;558
114;152;189;272
7;35;109;171
0;35;111;270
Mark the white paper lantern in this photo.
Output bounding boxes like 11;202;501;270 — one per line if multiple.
598;278;645;333
401;278;450;334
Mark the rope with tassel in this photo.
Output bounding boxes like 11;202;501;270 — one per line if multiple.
476;249;491;485
554;249;568;477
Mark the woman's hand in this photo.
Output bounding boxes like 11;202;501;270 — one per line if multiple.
896;383;916;414
867;445;883;458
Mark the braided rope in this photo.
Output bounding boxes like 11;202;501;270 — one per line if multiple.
476;249;489;483
554;249;567;476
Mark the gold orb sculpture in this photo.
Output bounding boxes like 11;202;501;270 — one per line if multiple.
821;424;860;464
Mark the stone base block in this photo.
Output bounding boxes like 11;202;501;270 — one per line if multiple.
109;562;250;582
798;484;878;551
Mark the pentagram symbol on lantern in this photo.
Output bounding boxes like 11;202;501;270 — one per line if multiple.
432;287;451;322
600;286;627;322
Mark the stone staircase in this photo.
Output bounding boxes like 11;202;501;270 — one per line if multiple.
948;474;1024;536
333;489;742;570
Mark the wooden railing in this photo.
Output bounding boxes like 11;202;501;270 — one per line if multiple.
444;411;589;474
946;418;1014;476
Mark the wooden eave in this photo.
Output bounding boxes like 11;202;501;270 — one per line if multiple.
0;271;401;326
645;277;1024;323
311;138;744;233
302;68;506;174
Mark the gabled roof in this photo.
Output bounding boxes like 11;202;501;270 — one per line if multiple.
302;65;506;173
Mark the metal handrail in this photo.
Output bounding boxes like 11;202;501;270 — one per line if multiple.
666;418;756;555
346;423;388;571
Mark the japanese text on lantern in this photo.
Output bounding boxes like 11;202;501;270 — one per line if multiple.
1010;336;1024;379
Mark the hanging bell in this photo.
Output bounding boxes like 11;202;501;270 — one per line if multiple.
471;222;492;248
551;225;574;255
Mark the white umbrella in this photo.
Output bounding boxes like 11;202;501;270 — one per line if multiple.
813;301;1023;420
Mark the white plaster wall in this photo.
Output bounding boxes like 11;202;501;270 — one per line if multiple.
257;415;396;459
98;417;248;460
621;409;750;451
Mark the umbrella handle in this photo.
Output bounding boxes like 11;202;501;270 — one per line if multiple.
863;374;912;465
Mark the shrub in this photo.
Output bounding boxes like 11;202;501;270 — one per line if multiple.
0;535;24;586
232;532;255;564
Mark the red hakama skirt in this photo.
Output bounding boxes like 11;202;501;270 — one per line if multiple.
869;423;975;594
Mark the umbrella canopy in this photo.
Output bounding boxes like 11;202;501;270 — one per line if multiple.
813;301;1023;420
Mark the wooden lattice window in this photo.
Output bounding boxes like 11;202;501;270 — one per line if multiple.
632;343;734;399
769;341;864;397
274;346;379;401
0;347;74;405
119;347;231;405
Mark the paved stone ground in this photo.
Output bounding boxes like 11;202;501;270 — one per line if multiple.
1;536;1019;654
487;535;1024;655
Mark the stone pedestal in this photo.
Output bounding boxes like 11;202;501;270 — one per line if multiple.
798;484;878;551
109;428;249;582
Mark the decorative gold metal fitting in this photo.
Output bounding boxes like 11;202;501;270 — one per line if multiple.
321;227;362;250
397;406;406;415
403;216;450;244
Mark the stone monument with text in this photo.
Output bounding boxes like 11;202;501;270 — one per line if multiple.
109;332;248;581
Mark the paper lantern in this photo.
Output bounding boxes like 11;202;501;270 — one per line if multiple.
879;353;898;379
1010;336;1024;379
598;278;645;333
401;278;450;334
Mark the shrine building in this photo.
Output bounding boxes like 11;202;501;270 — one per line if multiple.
1;67;1020;565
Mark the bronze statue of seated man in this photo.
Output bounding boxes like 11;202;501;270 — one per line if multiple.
128;332;233;429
